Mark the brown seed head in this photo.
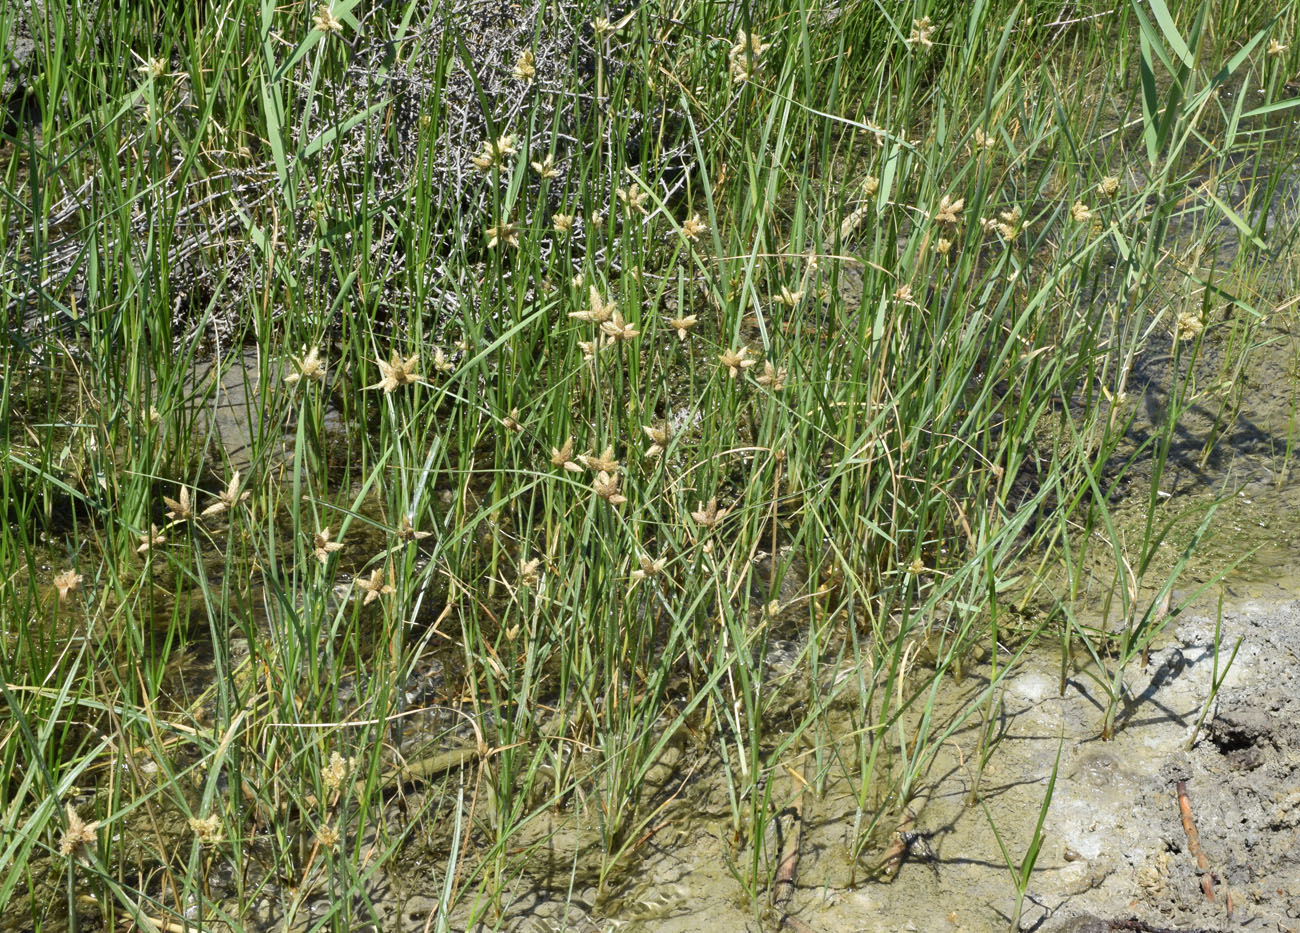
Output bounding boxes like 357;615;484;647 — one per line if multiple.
933;195;965;225
285;345;326;386
356;565;395;605
313;527;345;565
668;314;698;341
680;213;708;241
718;346;756;378
642;423;673;458
164;486;194;522
578;445;620;474
366;351;423;393
593;471;627;505
202;470;250;517
59;804;99;857
550;437;583;473
691;497;727;528
313;3;344;34
756;360;788;391
53;570;83;603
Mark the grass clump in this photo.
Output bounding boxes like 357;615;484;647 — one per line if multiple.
2;0;1298;928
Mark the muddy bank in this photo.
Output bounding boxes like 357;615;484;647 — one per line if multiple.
398;598;1298;933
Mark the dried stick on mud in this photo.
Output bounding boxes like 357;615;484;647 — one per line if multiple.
773;763;806;908
877;809;916;882
1174;780;1215;902
301;746;479;810
781;917;818;933
1107;919;1219;932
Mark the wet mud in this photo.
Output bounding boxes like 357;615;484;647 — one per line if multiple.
379;598;1299;933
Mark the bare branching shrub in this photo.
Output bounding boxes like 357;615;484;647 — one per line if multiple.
7;0;691;349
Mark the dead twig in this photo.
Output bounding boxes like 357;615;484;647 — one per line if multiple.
876;808;917;882
772;773;804;908
781;917;818;933
772;753;814;933
1107;918;1218;932
1174;780;1215;902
